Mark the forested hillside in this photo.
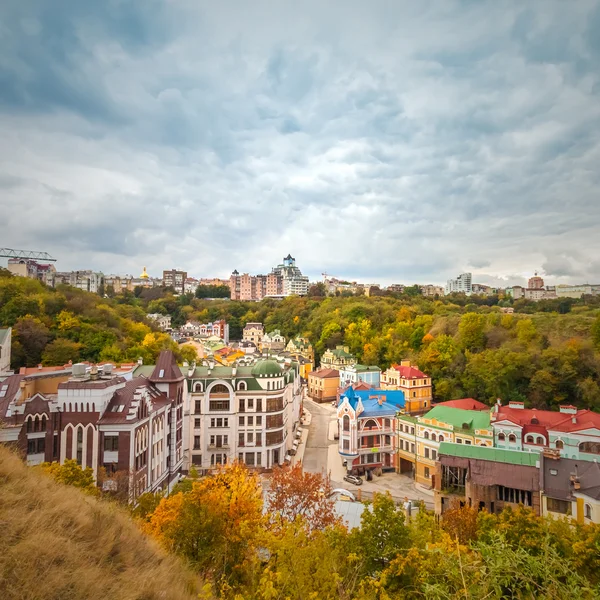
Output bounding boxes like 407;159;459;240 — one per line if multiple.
2;269;600;410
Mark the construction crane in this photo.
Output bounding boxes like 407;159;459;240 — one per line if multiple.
0;248;57;262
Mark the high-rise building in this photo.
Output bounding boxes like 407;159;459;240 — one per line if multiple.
445;272;472;295
528;272;545;289
163;269;187;294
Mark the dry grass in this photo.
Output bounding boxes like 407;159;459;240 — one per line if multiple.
0;447;202;600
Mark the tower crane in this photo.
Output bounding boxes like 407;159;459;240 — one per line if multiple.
0;248;57;262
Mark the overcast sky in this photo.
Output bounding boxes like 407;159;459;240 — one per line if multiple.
1;1;599;287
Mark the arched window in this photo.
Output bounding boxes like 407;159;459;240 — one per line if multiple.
363;419;378;431
579;441;600;455
210;384;229;395
536;435;545;445
525;434;535;444
424;431;429;440
343;415;350;432
267;381;271;390
498;433;506;442
585;504;592;519
555;440;564;449
438;435;444;443
431;433;437;442
238;381;247;391
194;382;203;392
41;415;47;431
509;434;516;443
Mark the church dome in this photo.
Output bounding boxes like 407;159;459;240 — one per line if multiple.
140;266;149;279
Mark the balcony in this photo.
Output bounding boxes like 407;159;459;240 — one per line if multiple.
360;428;394;435
208;443;230;450
359;445;393;454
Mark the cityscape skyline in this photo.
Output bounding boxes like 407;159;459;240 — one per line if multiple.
1;2;599;287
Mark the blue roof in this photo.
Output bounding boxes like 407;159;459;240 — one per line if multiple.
340;386;404;417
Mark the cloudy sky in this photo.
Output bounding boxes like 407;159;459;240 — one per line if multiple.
1;1;599;287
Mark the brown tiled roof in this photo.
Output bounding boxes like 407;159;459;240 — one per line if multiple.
148;351;183;383
99;377;169;424
0;374;24;419
309;368;339;379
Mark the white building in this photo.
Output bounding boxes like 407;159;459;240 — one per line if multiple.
147;314;172;331
445;272;472;295
184;358;302;471
273;254;310;296
54;270;105;293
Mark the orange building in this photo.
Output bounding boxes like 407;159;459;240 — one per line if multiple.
307;369;339;403
381;360;432;414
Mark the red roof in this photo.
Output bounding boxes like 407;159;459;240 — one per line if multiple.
309;369;339;379
494;405;600;434
149;351;183;383
391;364;427;379
435;398;488;411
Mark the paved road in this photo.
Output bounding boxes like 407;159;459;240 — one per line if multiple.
302;398;333;474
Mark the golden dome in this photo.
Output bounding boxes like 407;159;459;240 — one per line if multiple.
140;266;149;279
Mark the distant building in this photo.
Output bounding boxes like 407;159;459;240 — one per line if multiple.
184;278;199;294
320;346;356;371
528;272;545;289
445;272;472;295
471;283;494;296
388;284;405;294
261;330;286;352
147;314;172;331
421;284;445;297
337;386;404;474
381;360;432;415
555;284;600;299
54;270;104;294
0;328;11;374
7;258;56;287
163;269;187;294
307;369;340;403
243;323;264;345
285;337;314;362
338;364;381;388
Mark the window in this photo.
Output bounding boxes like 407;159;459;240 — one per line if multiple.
239;399;245;412
498;486;532;506
246;453;255;466
238;453;244;463
209;400;229;411
195;418;201;429
239;416;245;426
456;439;463;444
27;438;45;454
343;439;349;450
192;455;202;465
585;504;592;519
248;416;254;426
343;415;350;432
424;467;430;479
438;435;444;442
238;381;247;391
424;431;429;440
104;436;119;451
525;434;534;444
432;450;437;460
248;399;254;410
256;433;262;446
238;432;244;447
194;436;201;450
210;384;229;394
555;440;564;449
76;429;83;465
411;443;415;453
465;440;472;445
410;427;415;435
257;453;262;466
194;400;202;414
256;416;262;426
546;497;570;514
247;432;254;444
579;441;600;455
384;419;390;429
424;448;430;459
431;433;437;442
256;399;262;412
498;433;506;442
509;434;516;443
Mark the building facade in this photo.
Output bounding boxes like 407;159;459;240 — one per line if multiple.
0;328;11;374
185;359;302;471
261;329;286;352
147;314;172;331
307;369;340;403
338;364;381;388
380;360;432;414
398;403;493;485
163;269;187;294
243;322;264;345
445;272;472;295
337;386;404;474
320;346;356;371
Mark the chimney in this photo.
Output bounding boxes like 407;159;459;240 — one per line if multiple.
508;401;524;409
400;359;411;367
137;357;143;366
559;405;577;415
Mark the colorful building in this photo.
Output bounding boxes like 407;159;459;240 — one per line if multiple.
491;400;600;462
261;330;286;352
338;364;381;388
285;336;314;362
307;369;339;403
243;323;264;345
337;386;404;474
381;360;432;414
320;346;356;371
398;403;493;485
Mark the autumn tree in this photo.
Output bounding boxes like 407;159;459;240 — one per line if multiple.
41;338;82;365
267;463;339;531
39;459;98;495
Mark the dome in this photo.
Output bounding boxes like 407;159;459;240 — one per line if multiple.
251;360;282;377
140;266;149;279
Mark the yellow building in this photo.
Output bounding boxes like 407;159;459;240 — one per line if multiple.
398;402;493;485
381;360;432;414
285;337;314;363
320;346;356;371
307;368;339;403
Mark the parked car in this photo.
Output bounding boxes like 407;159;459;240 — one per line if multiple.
343;474;363;486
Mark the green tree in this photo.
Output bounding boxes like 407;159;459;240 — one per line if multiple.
42;338;83;365
39;459;98;494
11;315;51;368
458;312;486;352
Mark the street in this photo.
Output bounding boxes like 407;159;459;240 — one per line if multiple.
301;395;434;508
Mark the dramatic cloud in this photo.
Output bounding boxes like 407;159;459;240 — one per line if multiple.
1;0;599;286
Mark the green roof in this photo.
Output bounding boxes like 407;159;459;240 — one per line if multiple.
438;442;540;466
332;348;353;358
353;364;381;372
422;405;491;433
251;360;282;376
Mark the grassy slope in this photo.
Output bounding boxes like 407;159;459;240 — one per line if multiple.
0;447;201;600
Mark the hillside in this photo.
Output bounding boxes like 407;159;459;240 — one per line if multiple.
0;447;201;600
